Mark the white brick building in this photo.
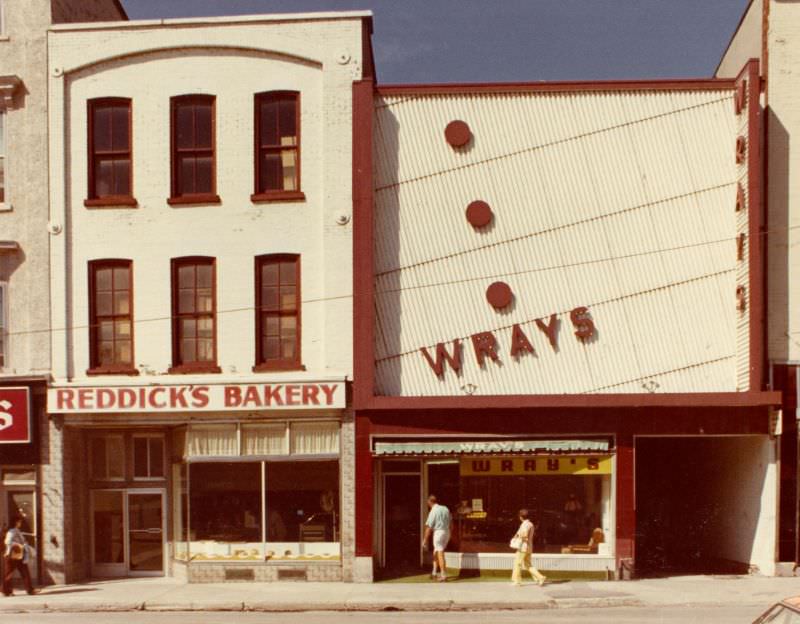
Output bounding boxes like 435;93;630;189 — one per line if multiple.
45;11;371;583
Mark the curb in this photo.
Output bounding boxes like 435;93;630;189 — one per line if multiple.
0;596;648;613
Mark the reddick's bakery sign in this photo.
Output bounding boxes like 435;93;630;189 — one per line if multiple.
47;381;345;413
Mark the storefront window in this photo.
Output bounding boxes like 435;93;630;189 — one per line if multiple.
265;460;339;560
188;462;262;561
428;456;612;556
176;421;342;563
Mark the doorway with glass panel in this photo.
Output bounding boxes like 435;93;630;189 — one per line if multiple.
2;467;39;585
91;488;165;577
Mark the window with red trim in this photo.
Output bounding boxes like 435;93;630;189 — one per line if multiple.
88;260;135;373
255;254;301;370
87;98;134;206
169;95;218;204
171;257;219;372
252;92;302;201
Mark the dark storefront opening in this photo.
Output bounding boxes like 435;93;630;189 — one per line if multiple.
383;474;421;574
635;436;771;577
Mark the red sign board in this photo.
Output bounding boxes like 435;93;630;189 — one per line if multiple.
0;387;31;444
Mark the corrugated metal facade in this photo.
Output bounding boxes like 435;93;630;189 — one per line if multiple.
735;86;751;391
373;89;745;396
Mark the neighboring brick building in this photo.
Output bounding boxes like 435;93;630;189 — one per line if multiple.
45;11;371;583
0;0;126;588
717;0;800;577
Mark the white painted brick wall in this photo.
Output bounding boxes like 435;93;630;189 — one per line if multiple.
48;16;364;381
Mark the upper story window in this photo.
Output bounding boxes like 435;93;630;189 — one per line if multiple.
0;111;6;205
0;282;7;369
169;95;219;205
252;92;303;202
88;260;135;374
171;257;220;373
86;98;135;207
255;254;301;371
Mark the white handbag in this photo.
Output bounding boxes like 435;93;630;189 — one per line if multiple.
509;536;522;550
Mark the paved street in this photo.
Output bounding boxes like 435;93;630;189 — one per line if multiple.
4;605;772;623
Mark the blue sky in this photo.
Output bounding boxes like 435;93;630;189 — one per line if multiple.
119;0;751;83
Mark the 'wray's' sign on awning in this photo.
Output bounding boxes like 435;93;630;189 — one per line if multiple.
47;382;345;414
0;387;32;444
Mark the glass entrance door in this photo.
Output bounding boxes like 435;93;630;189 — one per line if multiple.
91;490;125;577
5;489;38;585
127;490;164;576
91;489;165;577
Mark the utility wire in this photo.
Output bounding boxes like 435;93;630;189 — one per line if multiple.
374;94;732;192
375;268;735;363
5;222;797;341
375;183;737;278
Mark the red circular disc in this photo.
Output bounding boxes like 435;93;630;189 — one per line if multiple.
445;120;471;148
466;201;493;228
486;282;513;310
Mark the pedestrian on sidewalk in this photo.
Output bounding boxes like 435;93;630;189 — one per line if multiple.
422;495;451;582
510;509;546;587
3;514;38;596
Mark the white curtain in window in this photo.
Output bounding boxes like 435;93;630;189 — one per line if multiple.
242;424;286;456
187;425;238;457
290;422;339;455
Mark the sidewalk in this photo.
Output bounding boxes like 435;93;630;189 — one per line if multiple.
1;575;798;614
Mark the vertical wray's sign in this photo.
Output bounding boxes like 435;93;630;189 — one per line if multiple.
0;387;32;444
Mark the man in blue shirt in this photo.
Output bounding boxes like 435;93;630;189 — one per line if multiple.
422;495;451;582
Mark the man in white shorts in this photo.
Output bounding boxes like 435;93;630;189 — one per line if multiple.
422;495;451;582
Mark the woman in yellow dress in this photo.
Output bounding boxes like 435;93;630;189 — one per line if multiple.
510;509;546;587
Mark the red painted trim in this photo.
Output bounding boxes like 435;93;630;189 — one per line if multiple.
84;197;138;208
111;0;128;20
352;79;376;409
86;366;140;376
616;434;635;566
167;194;221;206
364;407;772;437
362;392;781;411
361;16;376;81
167;363;222;374
376;78;736;96
355;414;374;557
738;59;765;392
250;191;306;203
